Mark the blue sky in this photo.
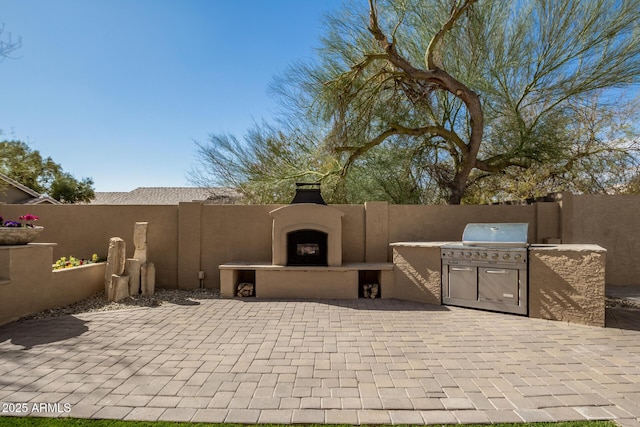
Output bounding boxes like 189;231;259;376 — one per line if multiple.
0;0;345;192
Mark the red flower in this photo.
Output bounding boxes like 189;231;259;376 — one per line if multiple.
19;214;39;222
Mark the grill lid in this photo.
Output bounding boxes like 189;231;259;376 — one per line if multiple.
462;223;528;247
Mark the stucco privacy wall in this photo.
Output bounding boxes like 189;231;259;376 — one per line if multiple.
0;204;178;288
387;203;562;246
2;194;638;290
559;192;640;286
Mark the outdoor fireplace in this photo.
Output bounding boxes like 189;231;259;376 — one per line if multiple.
270;183;344;267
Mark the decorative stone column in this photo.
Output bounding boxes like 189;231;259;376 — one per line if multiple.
104;237;126;294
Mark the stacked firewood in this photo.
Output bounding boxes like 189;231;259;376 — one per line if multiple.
362;283;379;298
236;282;255;297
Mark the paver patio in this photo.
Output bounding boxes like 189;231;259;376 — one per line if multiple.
0;297;639;425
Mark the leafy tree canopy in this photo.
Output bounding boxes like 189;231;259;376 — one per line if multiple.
193;0;640;204
0;140;95;203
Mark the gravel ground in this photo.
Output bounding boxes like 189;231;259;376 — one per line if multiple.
21;288;221;321
606;296;640;309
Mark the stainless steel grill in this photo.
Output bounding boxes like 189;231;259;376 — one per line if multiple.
441;223;528;315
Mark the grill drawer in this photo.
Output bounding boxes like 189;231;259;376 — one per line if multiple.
447;265;477;300
478;267;519;305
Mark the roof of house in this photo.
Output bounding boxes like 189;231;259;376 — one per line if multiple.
20;195;64;205
0;172;62;205
86;187;242;205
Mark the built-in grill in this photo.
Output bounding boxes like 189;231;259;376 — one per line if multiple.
441;223;528;315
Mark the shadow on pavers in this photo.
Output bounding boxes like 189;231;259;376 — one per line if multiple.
0;315;88;350
606;305;640;332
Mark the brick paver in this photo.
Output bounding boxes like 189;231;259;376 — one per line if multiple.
0;298;639;424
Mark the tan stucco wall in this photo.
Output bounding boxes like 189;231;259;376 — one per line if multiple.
1;204;179;288
388;204;544;247
256;269;358;299
198;204;276;290
529;244;606;327
559;193;640;286
2;194;637;294
365;202;389;262
50;263;105;310
337;205;366;263
0;244;105;326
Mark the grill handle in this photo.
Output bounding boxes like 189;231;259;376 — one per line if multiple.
486;269;508;274
450;267;474;272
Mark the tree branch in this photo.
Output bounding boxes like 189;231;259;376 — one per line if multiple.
341;127;401;176
367;0;484;203
425;0;478;70
339;122;467;177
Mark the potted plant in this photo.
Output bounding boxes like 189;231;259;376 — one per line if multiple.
0;214;44;245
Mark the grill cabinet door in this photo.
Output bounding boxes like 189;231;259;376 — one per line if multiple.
447;265;477;300
478;268;519;305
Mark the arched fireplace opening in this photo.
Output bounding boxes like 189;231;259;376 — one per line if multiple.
287;229;328;266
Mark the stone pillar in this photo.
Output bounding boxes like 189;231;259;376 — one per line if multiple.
125;258;141;296
105;238;126;294
133;222;148;265
109;274;130;302
141;262;156;296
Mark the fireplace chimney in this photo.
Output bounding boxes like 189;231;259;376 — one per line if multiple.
290;182;326;205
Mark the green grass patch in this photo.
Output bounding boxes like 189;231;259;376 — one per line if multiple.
0;419;620;427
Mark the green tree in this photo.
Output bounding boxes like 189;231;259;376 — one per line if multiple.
193;0;640;204
466;93;640;202
190;122;338;203
0;140;95;203
49;172;95;204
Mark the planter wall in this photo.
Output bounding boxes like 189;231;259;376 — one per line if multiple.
0;244;105;326
51;262;106;308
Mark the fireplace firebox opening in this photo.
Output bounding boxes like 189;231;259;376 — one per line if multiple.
287;229;328;266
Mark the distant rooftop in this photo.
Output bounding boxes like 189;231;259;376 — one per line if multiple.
0;172;62;205
86;187;242;205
